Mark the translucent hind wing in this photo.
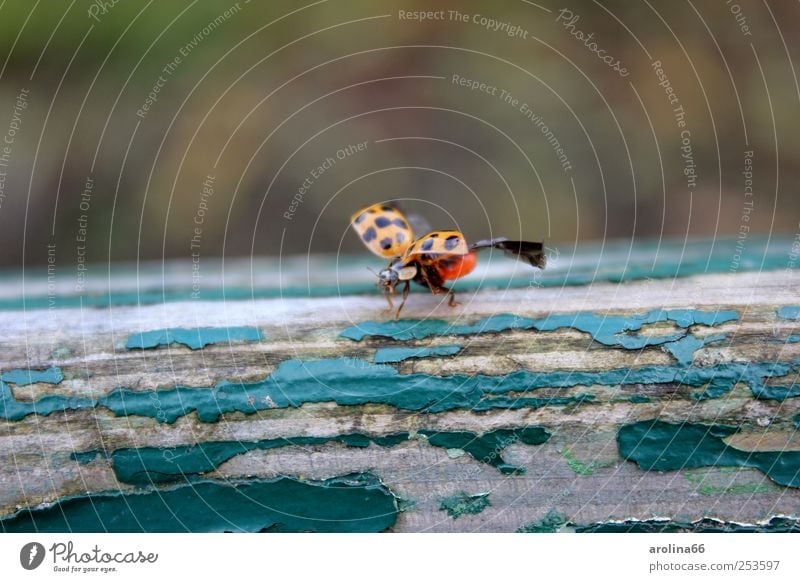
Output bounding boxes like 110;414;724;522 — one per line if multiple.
470;237;546;268
405;212;433;238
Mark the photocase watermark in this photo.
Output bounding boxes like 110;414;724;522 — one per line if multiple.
517;102;573;173
20;540;159;574
785;226;800;273
726;0;753;37
87;0;123;22
136;2;244;119
75;176;95;294
449;10;530;39
20;542;46;570
397;9;530;39
451;74;573;173
555;8;629;77
341;356;378;371
730;150;754;273
148;389;169;423
284;141;369;220
51;541;157;574
529;245;559;287
651;59;697;193
190;174;216;299
0;87;30;211
47;242;57;311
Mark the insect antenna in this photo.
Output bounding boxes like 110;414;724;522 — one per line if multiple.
366;266;382;287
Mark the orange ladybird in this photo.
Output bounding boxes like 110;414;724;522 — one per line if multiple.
351;203;545;319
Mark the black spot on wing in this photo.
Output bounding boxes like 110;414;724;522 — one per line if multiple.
444;235;460;250
363;227;377;242
396;232;406;244
391;218;407;228
420;238;435;251
354;212;368;224
379;237;393;250
375;216;390;228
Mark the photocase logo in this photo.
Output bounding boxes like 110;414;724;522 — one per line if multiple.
19;542;46;570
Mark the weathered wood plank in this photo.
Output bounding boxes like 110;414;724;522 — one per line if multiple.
1;252;799;532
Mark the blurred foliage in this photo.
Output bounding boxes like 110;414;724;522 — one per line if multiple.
0;0;797;267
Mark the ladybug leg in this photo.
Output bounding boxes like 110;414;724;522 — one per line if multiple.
417;266;457;307
394;281;411;320
433;285;458;307
383;286;395;313
446;288;459;307
418;267;435;293
429;282;460;308
419;267;443;296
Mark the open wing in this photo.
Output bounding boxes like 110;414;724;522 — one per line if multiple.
351;203;414;258
404;212;433;239
470;237;546;268
406;231;470;262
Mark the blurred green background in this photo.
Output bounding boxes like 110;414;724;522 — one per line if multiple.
0;0;797;268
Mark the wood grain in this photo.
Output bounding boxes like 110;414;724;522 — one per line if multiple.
1;257;799;532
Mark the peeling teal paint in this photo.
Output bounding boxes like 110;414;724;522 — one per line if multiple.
575;516;800;533
70;450;100;465
618;420;800;488
3;356;796;423
439;492;490;519
1;380;95;420
342;313;523;341
753;386;800;400
688;359;798;401
396;497;416;512
627;395;651;403
96;434;408;485
749;363;800;400
517;509;568;532
373;345;462;363
662;334;726;366
73;427;550;485
471;393;596;409
0;473;398;533
338;308;799;402
1;367;63;385
419;427;550;474
774;305;800;345
341;309;738;344
0;359;599;422
126;327;264;350
778;306;800;321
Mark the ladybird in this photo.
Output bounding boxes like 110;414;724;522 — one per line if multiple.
351;203;546;319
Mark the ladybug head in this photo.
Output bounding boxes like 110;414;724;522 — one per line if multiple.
378;268;398;288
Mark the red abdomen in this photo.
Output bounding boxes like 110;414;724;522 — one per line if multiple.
436;252;478;281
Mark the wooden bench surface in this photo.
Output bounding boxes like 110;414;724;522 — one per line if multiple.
1;237;799;532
